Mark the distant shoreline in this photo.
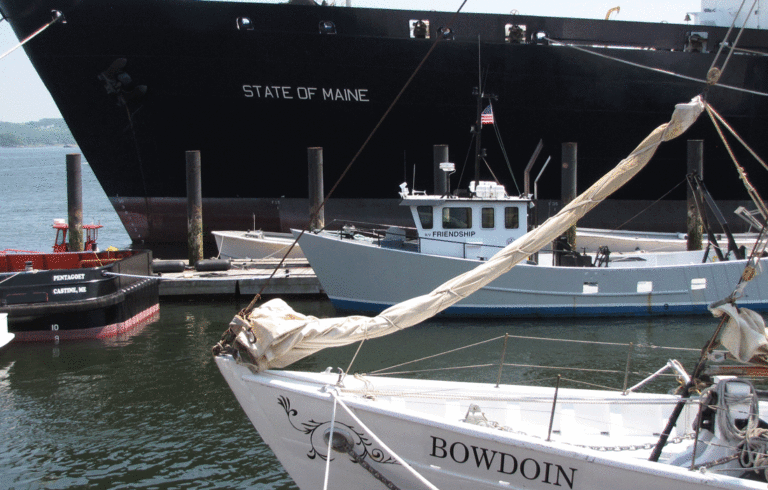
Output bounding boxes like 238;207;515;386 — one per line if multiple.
0;118;75;147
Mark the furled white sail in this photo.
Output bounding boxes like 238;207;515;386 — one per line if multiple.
224;96;705;371
712;303;768;363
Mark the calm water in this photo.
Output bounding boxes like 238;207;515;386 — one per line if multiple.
0;304;729;490
0;148;746;489
0;146;131;252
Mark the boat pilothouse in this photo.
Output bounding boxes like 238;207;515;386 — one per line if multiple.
398;177;531;261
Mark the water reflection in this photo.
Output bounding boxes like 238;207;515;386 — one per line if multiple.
0;297;754;489
0;299;297;489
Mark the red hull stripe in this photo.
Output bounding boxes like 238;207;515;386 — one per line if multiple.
12;303;160;342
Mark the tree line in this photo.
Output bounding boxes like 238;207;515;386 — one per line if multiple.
0;119;76;147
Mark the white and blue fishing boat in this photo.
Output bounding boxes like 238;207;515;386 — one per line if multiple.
295;180;767;317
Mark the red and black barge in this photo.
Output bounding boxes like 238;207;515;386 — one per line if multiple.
0;223;159;342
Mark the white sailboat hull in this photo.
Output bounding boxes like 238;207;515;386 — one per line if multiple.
215;355;765;490
296;230;768;317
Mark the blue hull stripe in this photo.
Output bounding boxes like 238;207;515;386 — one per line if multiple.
328;297;768;318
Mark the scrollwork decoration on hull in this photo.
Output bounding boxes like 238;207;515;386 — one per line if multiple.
277;395;397;465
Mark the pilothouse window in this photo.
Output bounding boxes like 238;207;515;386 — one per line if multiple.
417;206;433;229
504;207;519;229
443;207;471;229
481;208;495;229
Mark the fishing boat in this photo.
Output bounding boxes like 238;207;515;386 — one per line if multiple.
214;93;768;488
212;230;304;260
2;0;768;249
295;176;767;317
0;221;159;341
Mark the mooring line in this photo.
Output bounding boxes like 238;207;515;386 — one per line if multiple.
0;10;64;61
544;36;768;98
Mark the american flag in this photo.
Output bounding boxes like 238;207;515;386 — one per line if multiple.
481;105;494;125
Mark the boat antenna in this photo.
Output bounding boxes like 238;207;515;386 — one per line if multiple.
403;150;407;185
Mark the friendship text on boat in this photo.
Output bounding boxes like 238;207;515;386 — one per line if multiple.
425;231;477;238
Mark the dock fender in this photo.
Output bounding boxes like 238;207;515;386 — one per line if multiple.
195;259;231;272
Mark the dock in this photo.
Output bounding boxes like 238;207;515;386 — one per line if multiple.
156;258;323;297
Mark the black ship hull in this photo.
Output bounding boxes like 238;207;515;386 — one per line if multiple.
0;250;159;341
2;1;768;249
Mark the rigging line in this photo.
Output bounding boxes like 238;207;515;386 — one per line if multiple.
704;104;768;221
707;0;748;75
329;391;441;490
705;103;768;178
717;0;758;78
240;0;469;317
610;178;687;232
121;101;154;241
558;377;623;392
456;131;475;191
482;157;500;183
501;362;648;375
376;362;669;379
498;332;703;351
345;337;366;376
704;103;768;292
543;36;768;98
0;11;63;61
730;45;768;56
0;271;22;285
370;333;702;377
488;99;521;194
371;364;498;376
104;271;317;282
428;331;701;353
322;395;338;490
370;334;506;374
708;0;757;81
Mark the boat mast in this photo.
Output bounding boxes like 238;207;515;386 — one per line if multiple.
473;36;482;186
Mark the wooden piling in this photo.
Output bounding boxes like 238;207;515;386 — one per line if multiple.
66;153;83;252
561;143;577;249
186;150;203;266
433;144;449;195
308;147;325;230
